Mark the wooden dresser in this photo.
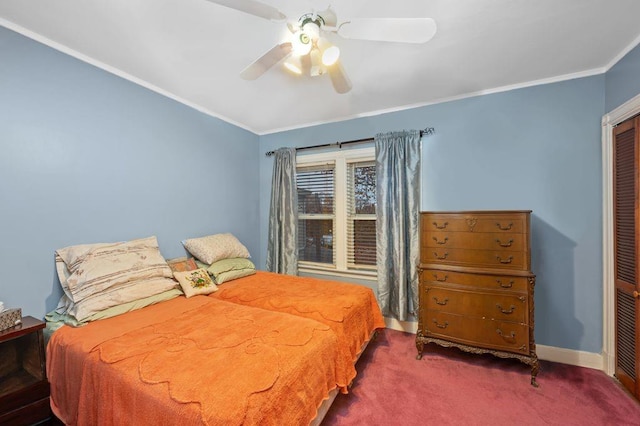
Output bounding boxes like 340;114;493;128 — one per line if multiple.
415;210;539;386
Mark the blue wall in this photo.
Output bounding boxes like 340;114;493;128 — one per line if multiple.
3;20;640;354
0;27;260;319
606;43;640;112
259;76;606;352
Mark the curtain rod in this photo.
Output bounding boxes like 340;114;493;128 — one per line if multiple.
265;127;435;157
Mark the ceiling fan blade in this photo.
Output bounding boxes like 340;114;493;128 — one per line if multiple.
240;42;293;80
328;60;352;94
204;0;286;21
337;18;437;44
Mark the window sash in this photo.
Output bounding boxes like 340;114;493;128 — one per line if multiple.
297;163;336;266
346;161;377;270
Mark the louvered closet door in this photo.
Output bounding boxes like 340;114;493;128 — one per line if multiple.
613;116;640;398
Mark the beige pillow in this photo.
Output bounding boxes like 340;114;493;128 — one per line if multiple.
54;236;177;320
182;233;250;264
174;268;218;298
60;236;174;302
46;288;183;327
55;241;117;300
66;276;178;322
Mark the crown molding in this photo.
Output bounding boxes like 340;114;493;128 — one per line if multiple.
259;68;605;135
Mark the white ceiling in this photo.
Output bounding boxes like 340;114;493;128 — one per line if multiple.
1;0;640;135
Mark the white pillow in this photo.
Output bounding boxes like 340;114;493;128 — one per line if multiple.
182;233;250;265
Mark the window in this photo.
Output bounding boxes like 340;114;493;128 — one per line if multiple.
296;147;376;276
297;164;335;265
346;161;376;269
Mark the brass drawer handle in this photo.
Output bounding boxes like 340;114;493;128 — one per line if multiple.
497;256;513;264
433;319;449;329
496;222;513;231
496;329;516;342
433;297;449;306
433;236;449;245
496;238;513;247
497;279;514;288
433;221;448;229
433;252;448;260
496;304;516;314
433;274;448;282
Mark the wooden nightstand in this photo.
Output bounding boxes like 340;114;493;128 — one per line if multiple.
0;316;51;425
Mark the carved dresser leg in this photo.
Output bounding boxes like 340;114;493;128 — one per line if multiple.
415;339;424;360
530;358;540;387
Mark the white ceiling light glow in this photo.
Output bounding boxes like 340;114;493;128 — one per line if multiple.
319;39;340;66
291;31;312;56
283;56;303;74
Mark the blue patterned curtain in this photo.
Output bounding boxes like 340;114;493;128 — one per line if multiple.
375;130;421;320
266;148;298;275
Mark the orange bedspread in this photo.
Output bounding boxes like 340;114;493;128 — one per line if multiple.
210;271;386;387
47;296;341;426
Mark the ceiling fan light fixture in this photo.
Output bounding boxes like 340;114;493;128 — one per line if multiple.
321;45;340;66
283;56;303;75
309;48;324;77
291;31;312;56
212;0;436;94
302;21;321;41
316;37;340;66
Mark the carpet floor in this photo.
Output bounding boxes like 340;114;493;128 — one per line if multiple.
322;329;640;425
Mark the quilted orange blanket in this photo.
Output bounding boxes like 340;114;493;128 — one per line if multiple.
210;271;386;388
47;296;340;425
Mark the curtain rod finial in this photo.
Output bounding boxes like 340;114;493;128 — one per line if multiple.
422;127;435;136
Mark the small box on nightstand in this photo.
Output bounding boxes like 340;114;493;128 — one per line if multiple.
0;308;22;332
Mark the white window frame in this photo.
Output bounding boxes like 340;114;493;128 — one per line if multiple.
297;146;377;280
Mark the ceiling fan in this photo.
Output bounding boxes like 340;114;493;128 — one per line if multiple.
205;0;437;94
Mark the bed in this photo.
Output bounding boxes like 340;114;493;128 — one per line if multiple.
46;235;385;425
209;271;386;387
181;233;386;388
47;296;342;425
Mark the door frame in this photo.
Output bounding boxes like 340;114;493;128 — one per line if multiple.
602;92;640;376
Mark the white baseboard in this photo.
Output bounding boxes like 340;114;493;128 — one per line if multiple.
384;318;605;372
384;317;418;333
536;344;604;371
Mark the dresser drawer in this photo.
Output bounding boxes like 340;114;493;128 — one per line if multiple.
424;312;530;355
421;269;531;292
422;248;526;270
422;231;525;252
424;286;528;323
421;213;527;234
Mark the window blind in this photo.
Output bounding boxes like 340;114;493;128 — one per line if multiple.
296;164;336;265
346;161;376;269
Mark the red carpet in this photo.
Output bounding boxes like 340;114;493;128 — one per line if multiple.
322;329;640;425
